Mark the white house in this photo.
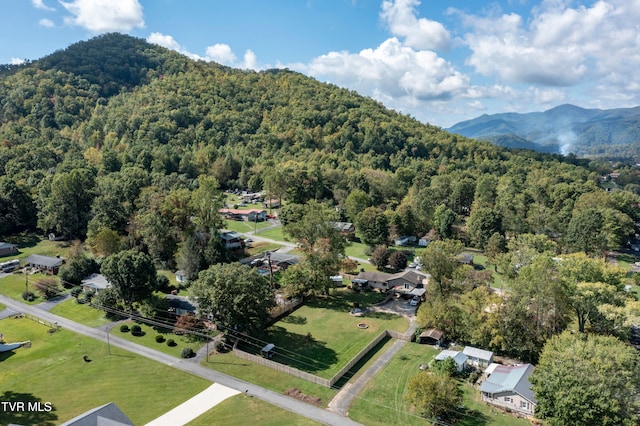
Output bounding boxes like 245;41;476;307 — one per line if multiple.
81;273;111;293
463;346;494;368
434;350;468;372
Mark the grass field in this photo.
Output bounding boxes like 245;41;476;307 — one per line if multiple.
0;316;210;425
0;272;54;305
255;226;288;242
243;296;408;379
203;351;337;405
48;298;112;327
223;219;273;234
348;342;530;426
113;320;210;358
187;394;321;426
2;234;74;260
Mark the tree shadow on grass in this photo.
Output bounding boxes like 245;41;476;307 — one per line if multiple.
280;315;307;325
365;311;398;320
245;326;338;373
0;391;58;426
7;233;41;249
453;408;491;426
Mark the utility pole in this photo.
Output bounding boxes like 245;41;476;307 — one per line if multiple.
106;324;111;355
266;251;274;290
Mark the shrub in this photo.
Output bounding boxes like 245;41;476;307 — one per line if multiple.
70;286;82;298
181;347;195;358
214;340;226;353
131;324;142;335
21;291;36;301
167;339;176;347
120;324;130;333
155;335;165;343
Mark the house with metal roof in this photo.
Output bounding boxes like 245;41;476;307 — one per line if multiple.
81;273;111;293
354;269;428;296
434;350;468;372
463;346;494;368
480;363;536;417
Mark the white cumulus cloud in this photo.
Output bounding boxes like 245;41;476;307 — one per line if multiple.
204;44;237;65
300;37;469;103
380;0;450;50
10;58;27;65
59;0;144;33
147;32;202;60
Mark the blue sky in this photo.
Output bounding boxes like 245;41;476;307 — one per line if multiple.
3;0;640;127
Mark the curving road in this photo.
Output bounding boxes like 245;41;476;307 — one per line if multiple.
0;294;362;426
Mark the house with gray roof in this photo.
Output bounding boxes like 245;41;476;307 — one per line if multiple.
354;269;429;295
81;273;111;294
23;254;64;275
0;242;18;257
480;363;536;417
463;346;494;368
60;402;133;425
434;350;468;372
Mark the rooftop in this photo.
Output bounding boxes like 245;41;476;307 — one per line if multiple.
479;364;536;403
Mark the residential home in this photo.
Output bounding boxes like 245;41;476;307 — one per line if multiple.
167;294;198;317
418;328;444;345
175;270;187;283
418;237;431;247
463;346;494;368
434;350;468;372
480;363;536;417
353;269;428;297
219;231;243;249
60;402;133;426
23;254;64;275
0;242;18;257
458;253;474;265
219;208;267;222
263;199;280;209
331;222;356;238
81;273;111;293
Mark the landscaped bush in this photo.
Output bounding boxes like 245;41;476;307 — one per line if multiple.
155;335;165;343
167;339;176;347
120;324;130;333
70;286;82;298
214;340;226;353
131;324;142;336
181;347;195;358
21;291;36;301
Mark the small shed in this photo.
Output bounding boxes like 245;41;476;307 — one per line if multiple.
261;343;275;359
175;270;187;283
463;346;494;368
81;273;111;293
419;328;444;345
435;350;468;372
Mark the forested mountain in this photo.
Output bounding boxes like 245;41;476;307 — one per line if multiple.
447;104;640;159
1;33;639;266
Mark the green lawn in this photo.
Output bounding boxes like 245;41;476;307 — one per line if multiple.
0;316;210;425
2;234;74;260
113;320;210;358
223;219;273;233
244;296;408;379
203;351;337;405
188;394;321;426
49;298;112;327
0;272;54;304
348;342;530;426
345;240;370;260
255;226;288;242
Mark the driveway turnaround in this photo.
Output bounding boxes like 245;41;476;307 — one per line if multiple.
145;383;240;426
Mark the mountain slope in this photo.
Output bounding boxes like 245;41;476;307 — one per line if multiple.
447;104;640;158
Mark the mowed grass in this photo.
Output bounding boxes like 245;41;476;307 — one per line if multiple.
49;298;112;327
3;234;73;260
223;219;273;233
0;272;53;304
255;226;288;242
113;321;208;358
247;297;408;378
0;316;210;426
348;342;530;426
187;394;321;426
203;351;337;406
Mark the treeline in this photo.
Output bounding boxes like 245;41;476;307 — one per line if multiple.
1;33;639;269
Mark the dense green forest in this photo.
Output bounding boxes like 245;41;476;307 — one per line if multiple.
1;33;639;262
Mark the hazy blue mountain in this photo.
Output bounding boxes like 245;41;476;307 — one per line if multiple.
447;104;640;158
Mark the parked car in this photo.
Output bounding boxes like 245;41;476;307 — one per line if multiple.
244;238;253;243
410;296;420;306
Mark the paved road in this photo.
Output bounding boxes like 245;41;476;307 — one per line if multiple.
0;294;362;426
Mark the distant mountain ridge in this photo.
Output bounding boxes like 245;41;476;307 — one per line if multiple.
447;104;640;158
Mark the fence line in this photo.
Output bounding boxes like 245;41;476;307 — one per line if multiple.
15;313;61;331
328;330;388;387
